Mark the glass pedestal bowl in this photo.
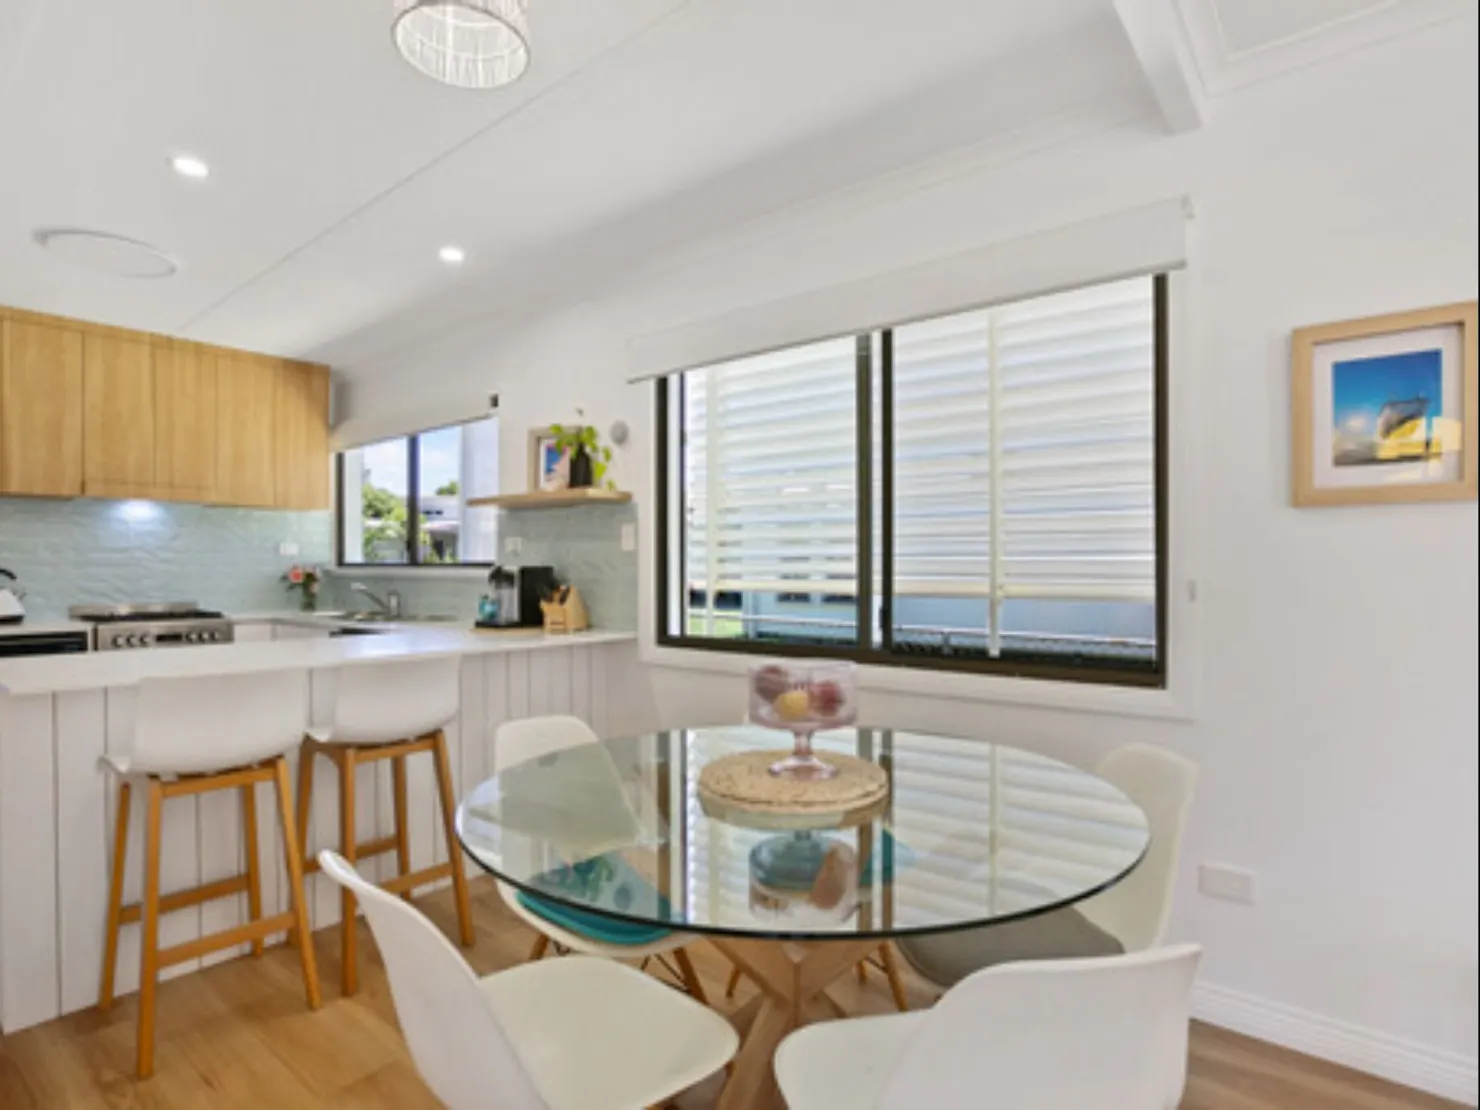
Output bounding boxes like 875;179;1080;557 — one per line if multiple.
748;660;857;781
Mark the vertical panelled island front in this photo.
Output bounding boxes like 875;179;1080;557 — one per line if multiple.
0;627;642;1033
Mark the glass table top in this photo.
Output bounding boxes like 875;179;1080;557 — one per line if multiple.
456;726;1149;941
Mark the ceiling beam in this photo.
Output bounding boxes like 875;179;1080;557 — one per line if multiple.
1113;0;1206;133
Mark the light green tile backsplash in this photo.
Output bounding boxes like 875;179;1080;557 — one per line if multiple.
329;503;638;631
0;498;332;619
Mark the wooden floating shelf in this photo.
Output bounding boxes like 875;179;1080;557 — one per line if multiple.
465;488;633;510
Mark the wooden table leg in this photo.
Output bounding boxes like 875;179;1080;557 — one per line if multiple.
710;936;880;1110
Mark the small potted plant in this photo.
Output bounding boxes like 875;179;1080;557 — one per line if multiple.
549;410;616;490
281;564;322;613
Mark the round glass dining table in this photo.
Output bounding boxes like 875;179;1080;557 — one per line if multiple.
456;725;1149;1110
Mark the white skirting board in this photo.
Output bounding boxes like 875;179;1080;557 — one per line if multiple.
0;640;646;1034
1195;981;1479;1106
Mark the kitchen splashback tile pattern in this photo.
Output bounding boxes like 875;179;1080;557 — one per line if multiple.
329;503;638;631
0;498;332;619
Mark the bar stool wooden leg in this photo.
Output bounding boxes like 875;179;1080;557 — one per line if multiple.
273;757;321;1011
136;778;164;1079
392;754;413;902
241;783;264;957
337;749;360;996
430;729;475;947
99;778;132;1009
294;741;315;877
725;964;743;998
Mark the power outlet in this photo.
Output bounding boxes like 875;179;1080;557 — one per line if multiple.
505;536;523;555
277;541;300;557
620;523;637;552
1199;863;1256;904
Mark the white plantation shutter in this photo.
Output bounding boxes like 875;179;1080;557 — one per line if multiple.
684;337;857;632
891;275;1156;652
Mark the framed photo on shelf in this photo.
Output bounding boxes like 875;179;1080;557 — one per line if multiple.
1291;300;1477;506
527;427;568;492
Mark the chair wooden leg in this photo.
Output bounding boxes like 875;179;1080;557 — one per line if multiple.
528;934;550;961
392;754;413;903
879;943;909;1012
241;783;264;957
430;730;475;948
99;778;131;1010
725;964;743;998
337;749;360;997
274;756;321;1011
136;779;164;1079
292;741;315;943
856;961;868;983
673;947;708;1005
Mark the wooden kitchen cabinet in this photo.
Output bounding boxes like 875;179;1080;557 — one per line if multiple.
212;351;281;508
0;315;84;497
82;330;156;497
274;360;331;510
152;340;218;501
1;306;331;509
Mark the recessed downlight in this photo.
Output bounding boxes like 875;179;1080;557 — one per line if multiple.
170;154;210;179
438;245;467;264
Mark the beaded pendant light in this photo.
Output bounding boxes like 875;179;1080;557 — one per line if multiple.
392;0;530;90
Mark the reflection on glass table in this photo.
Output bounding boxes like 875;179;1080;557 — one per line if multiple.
455;725;1150;1110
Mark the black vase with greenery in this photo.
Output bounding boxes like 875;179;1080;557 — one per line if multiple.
568;443;594;488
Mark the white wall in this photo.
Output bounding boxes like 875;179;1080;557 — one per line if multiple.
342;19;1479;1100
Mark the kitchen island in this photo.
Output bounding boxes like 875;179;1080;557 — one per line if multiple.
0;625;643;1033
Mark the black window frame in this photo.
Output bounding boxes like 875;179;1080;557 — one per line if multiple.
335;422;498;569
655;273;1169;689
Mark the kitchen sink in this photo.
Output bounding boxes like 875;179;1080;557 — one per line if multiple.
339;612;460;624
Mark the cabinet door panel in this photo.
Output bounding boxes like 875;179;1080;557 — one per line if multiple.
153;341;217;500
1;318;84;497
83;332;155;496
275;361;331;510
212;353;278;507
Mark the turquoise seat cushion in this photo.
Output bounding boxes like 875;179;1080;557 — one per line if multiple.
518;855;674;947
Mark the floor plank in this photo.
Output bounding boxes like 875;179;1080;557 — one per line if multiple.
0;878;1461;1109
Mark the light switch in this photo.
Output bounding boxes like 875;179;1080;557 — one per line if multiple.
278;541;300;557
505;536;523;555
620;523;637;552
1198;863;1255;904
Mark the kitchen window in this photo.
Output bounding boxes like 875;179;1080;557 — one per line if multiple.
337;416;500;566
656;274;1167;686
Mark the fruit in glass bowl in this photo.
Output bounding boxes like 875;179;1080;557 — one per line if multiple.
748;661;857;779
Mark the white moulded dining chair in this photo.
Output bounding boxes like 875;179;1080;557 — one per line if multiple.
492;715;711;1000
319;851;737;1110
897;743;1198;987
775;944;1202;1110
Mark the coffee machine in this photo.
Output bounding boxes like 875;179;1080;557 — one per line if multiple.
482;565;560;628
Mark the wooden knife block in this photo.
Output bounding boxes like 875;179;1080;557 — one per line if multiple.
540;587;589;634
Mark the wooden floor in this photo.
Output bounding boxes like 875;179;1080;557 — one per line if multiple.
0;877;1462;1110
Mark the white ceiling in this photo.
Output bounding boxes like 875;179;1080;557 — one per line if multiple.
1;0;1468;373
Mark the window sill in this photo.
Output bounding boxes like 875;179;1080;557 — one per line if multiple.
641;641;1196;722
325;566;491;581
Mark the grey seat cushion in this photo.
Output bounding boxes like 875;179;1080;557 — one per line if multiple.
896;906;1124;989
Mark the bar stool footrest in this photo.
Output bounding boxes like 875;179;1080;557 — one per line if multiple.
158;912;298;969
119;874;251;925
380;862;456;897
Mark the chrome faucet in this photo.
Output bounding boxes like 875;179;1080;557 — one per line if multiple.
351;582;402;619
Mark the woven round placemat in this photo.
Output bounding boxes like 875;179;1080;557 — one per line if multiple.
698;750;889;815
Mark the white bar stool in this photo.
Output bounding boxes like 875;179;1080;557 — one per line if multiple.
296;656;474;997
98;670;321;1079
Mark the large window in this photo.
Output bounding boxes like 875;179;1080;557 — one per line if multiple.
338;416;500;566
657;274;1167;686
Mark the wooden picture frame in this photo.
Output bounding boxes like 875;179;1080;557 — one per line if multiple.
1291;301;1477;506
526;426;566;492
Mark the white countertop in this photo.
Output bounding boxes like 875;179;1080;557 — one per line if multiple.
0;626;636;696
0;619;92;637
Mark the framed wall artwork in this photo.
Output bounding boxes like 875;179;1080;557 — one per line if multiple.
1291;300;1477;506
527;427;568;492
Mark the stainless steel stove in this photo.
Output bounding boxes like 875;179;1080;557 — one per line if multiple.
68;602;235;652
